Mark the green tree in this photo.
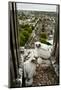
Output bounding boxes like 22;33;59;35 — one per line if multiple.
21;31;29;40
18;24;32;46
19;33;26;46
40;32;47;39
40;38;51;45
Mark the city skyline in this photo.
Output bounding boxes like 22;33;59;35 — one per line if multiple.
17;3;57;12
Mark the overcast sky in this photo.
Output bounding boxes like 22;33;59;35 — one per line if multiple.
16;3;57;12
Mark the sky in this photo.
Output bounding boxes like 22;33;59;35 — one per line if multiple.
16;3;57;12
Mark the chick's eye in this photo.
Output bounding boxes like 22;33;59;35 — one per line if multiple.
39;44;40;45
